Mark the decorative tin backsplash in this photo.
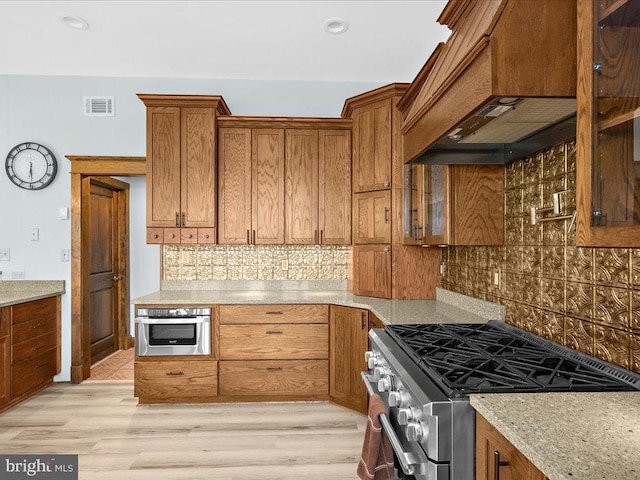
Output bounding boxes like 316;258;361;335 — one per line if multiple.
163;245;348;281
441;140;640;373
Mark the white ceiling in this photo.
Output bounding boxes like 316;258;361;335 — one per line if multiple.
0;1;451;83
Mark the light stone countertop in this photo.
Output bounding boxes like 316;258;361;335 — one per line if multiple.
0;280;66;307
131;286;504;325
470;392;640;480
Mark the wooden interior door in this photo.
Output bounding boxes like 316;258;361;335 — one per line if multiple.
285;129;319;244
319;129;351;244
329;305;368;414
87;182;119;364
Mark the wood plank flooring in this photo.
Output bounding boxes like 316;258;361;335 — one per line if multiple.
0;382;367;479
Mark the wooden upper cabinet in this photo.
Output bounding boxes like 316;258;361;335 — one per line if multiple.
286;129;319;244
352;98;392;193
422;164;504;246
352;245;392;298
218;128;252;244
139;94;231;235
576;0;640;247
319;130;352;244
253;129;285;245
354;190;391;244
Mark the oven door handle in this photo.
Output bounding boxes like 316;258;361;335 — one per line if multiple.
134;317;209;325
361;372;420;476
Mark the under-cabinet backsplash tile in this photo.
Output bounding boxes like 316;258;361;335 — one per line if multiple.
440;139;640;373
163;245;349;282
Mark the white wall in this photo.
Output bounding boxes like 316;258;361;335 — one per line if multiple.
0;74;381;381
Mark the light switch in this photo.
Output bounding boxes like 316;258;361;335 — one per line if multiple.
12;270;25;279
59;207;70;220
30;228;39;241
61;249;70;262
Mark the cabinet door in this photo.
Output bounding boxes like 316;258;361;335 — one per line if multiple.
354;190;391;244
0;335;9;406
319;130;352;244
146;107;181;227
181;108;216;228
353;245;392;298
285;129;319;244
252;129;285;244
329;305;368;414
218;128;252;244
353;98;392;193
476;413;546;480
422;164;449;245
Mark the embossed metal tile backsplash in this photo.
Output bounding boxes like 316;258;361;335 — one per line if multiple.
163;245;348;281
441;140;640;372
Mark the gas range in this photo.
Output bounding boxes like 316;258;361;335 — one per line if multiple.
362;321;640;480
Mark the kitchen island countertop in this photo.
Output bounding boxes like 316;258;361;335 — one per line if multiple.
470;391;640;480
131;286;504;325
0;280;66;307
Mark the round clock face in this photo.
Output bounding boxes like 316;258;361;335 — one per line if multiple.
5;142;58;190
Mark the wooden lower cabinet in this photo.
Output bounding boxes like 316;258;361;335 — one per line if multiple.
219;360;328;397
134;359;218;404
329;305;369;414
476;413;547;480
0;296;61;414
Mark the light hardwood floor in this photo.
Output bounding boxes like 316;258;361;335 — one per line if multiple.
0;382;367;479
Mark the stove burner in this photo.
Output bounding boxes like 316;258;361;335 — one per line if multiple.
386;323;637;397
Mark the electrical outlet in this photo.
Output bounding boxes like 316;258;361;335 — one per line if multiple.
30;227;39;241
439;263;445;275
281;259;289;271
61;249;70;262
12;270;25;280
0;249;9;261
493;271;501;287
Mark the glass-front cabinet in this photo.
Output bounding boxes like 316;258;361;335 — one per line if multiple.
577;0;640;246
403;163;447;245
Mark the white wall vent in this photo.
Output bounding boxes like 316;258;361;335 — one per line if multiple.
83;96;115;116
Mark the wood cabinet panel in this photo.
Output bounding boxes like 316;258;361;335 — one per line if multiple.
319;130;352;244
219;324;328;360
147;107;182;227
12;331;57;364
329;305;368;414
285;129;319;244
354;190;391;244
352;245;392;298
218;128;253;244
219;360;328;396
181;108;216;227
0;336;9;407
219;304;328;324
476;413;547;480
11;297;56;325
134;360;218;403
197;228;216;244
146;227;163;244
12;349;57;398
353;98;392;192
253;129;285;244
12;315;57;345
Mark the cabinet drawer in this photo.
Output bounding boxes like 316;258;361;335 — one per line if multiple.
12;349;57;398
12;297;56;325
219;304;328;324
134;360;218;401
219;360;328;396
12;315;57;344
12;331;57;364
220;324;328;360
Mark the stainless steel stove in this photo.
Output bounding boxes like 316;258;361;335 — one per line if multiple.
362;321;640;480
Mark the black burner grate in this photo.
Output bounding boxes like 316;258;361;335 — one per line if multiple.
386;323;638;397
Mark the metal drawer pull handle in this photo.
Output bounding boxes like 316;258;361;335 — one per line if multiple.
360;372;419;476
175;212;180;227
265;311;283;315
152;233;158;239
182;213;186;227
494;450;509;480
166;371;184;376
266;330;283;335
186;234;192;239
203;234;209;239
33;345;46;351
33;305;46;310
32;364;45;371
32;323;45;330
266;367;282;371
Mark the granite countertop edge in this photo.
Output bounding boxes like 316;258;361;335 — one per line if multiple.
0;281;66;307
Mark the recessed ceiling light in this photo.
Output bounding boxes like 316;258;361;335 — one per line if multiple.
323;18;349;35
59;14;89;30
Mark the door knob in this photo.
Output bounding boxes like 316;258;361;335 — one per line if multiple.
113;275;121;282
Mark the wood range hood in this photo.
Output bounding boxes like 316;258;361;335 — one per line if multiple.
400;0;577;165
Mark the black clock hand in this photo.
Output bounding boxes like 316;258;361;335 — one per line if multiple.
29;161;33;181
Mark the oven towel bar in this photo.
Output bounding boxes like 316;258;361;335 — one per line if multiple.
357;392;394;480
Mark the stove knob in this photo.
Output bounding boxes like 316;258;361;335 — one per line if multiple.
388;390;402;408
397;407;414;425
373;366;390;380
377;377;391;392
365;351;373;362
405;421;424;442
367;356;378;369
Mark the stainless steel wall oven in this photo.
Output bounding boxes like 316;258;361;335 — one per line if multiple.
135;307;211;356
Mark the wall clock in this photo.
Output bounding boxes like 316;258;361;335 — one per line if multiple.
5;142;58;190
